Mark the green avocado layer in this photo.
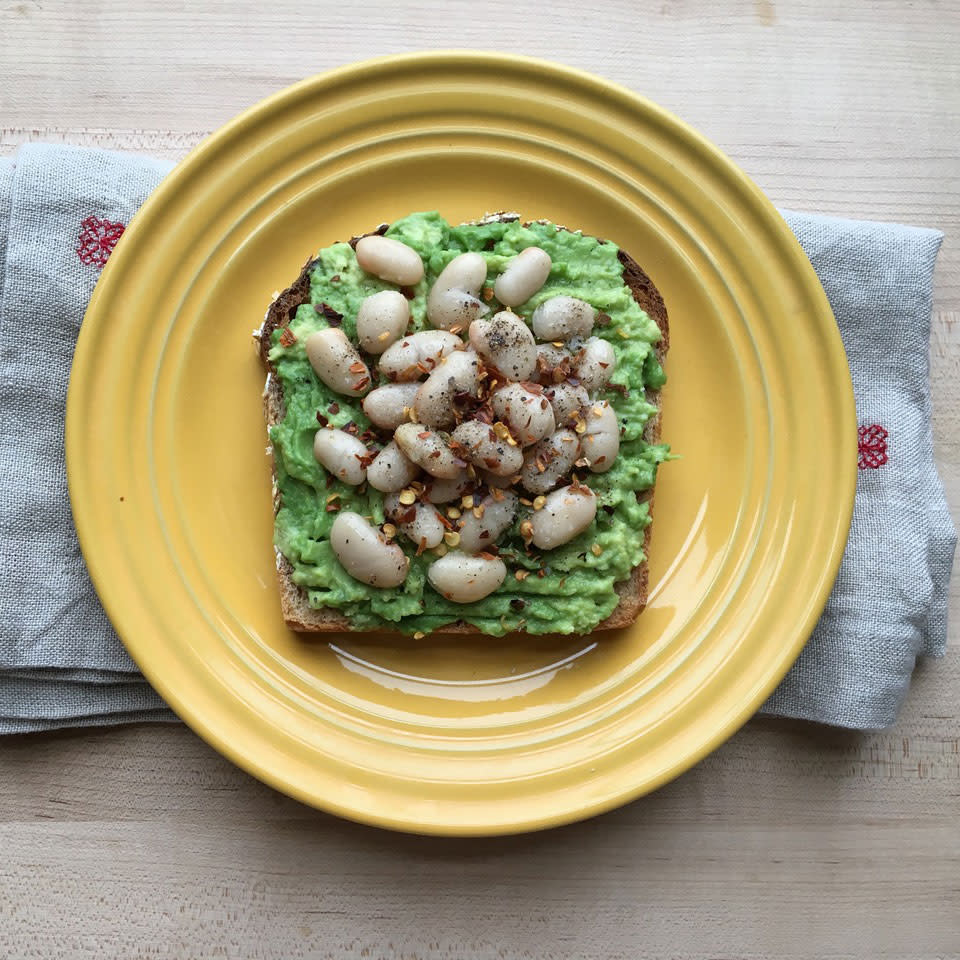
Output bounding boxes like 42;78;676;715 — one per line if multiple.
267;212;668;635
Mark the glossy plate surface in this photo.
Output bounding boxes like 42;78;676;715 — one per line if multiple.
67;53;856;835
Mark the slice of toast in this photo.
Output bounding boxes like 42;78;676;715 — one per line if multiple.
258;221;669;634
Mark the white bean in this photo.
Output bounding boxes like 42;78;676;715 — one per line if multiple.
423;472;471;503
313;428;368;485
530;485;597;550
354;234;424;286
427;252;490;330
458;491;518;554
546;383;589;425
330;511;409;588
468;311;537;381
580;401;620;473
493;247;552;306
305;328;371;396
413;350;480;429
427;287;492;333
531;296;596;342
362;382;420;430
427;551;506;603
491;382;555;447
384;494;445;549
366;440;419;492
355;290;410;354
534;342;573;384
378;330;462;382
394;422;466;479
451;420;524;477
576;336;617;392
520;428;580;495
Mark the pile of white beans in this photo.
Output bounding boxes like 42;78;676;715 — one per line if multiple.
302;233;622;604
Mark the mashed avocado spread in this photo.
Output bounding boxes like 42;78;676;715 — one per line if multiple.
267;213;668;635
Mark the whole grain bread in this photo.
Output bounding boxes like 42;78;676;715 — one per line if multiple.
258;221;668;634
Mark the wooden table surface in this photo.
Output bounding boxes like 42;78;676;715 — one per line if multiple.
2;2;959;957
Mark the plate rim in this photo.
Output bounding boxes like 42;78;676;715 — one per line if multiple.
67;51;857;835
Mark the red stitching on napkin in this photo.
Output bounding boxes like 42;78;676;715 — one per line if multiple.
858;424;888;469
76;216;125;269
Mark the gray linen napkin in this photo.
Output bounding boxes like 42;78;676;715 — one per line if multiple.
0;143;953;733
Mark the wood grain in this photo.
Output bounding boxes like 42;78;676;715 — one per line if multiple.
1;2;958;958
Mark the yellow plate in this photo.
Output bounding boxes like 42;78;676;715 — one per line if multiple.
67;52;856;835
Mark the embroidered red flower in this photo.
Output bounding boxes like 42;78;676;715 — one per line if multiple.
858;424;888;469
76;215;125;269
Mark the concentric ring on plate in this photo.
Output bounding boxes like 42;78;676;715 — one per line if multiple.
67;53;855;834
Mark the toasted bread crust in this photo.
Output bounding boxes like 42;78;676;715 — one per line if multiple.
259;223;668;634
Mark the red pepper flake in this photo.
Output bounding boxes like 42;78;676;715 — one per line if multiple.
596;312;611;327
319;303;343;326
353;377;370;391
278;327;296;347
416;537;427;557
325;501;340;512
316;412;329;427
327;401;340;415
400;285;416;300
330;274;340;283
349;361;366;374
418;431;431;440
